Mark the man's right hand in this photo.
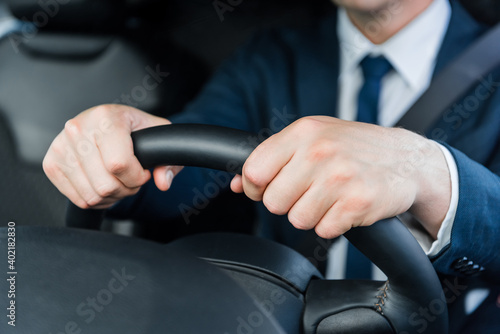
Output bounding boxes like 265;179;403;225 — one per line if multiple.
43;104;182;209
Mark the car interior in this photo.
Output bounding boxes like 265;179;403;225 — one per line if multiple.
0;0;499;333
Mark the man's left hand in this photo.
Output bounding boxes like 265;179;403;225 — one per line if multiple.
230;116;451;239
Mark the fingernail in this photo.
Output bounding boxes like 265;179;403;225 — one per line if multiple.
165;169;174;189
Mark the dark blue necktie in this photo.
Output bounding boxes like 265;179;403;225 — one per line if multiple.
356;56;393;124
345;55;393;280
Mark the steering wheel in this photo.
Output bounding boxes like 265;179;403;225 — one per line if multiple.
0;124;447;334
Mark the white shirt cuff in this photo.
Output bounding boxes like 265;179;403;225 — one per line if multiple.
426;143;459;256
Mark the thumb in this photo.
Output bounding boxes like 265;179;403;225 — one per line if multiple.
127;107;171;131
230;174;244;193
153;165;184;191
120;105;178;190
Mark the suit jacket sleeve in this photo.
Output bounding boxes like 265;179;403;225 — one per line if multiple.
430;141;500;283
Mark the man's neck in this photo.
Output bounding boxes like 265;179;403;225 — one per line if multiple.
345;0;434;44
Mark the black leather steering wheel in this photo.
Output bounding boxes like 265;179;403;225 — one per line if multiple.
1;124;448;333
134;124;449;334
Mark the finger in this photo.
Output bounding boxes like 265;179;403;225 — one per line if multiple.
260;155;313;215
230;175;243;193
123;105;171;131
242;133;295;201
86;105;170;189
314;202;359;239
43;154;90;209
43;135;103;209
66;170;128;209
63;123;144;202
57;156;105;208
96;130;151;189
287;180;338;231
153;165;184;191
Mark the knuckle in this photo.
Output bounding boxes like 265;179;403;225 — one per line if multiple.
50;141;66;157
342;197;370;215
354;190;376;212
327;159;358;183
105;158;128;176
314;224;328;239
90;104;127;129
64;118;81;138
85;194;104;208
91;104;115;119
42;157;57;178
357;195;373;212
95;182;119;198
314;224;339;239
127;186;142;196
243;164;265;188
262;194;287;216
326;171;353;186
306;139;336;163
336;185;376;215
288;210;313;230
315;217;350;239
75;200;90;210
294;117;322;133
342;167;357;182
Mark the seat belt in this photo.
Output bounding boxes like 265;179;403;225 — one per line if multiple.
339;21;500;281
395;21;500;133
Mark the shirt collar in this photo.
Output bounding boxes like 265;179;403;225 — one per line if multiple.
338;0;451;90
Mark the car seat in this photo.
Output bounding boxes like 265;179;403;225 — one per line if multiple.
0;0;330;238
0;0;207;229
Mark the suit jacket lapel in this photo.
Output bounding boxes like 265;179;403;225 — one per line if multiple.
296;2;488;126
433;0;487;77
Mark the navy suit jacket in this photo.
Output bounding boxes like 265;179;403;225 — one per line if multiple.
114;0;500;279
111;1;500;328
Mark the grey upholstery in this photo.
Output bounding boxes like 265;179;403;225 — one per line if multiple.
0;0;330;230
0;1;203;227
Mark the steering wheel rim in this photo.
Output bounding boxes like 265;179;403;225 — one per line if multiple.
67;123;448;334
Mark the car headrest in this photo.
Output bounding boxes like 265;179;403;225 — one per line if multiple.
6;0;127;31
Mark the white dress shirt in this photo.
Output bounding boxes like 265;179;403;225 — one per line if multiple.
326;0;459;280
